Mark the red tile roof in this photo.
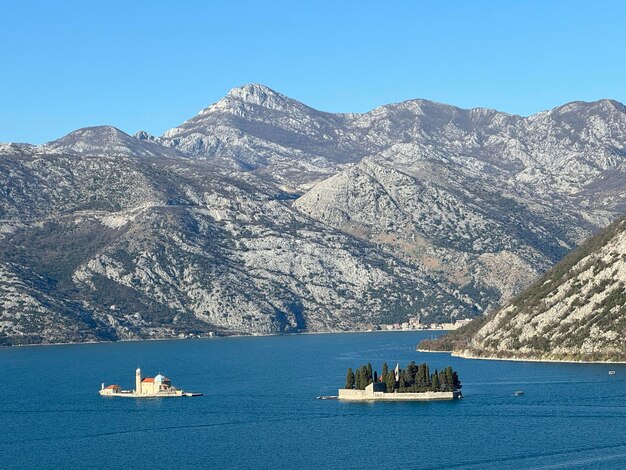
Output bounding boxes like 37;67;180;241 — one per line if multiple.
142;378;155;383
105;384;120;389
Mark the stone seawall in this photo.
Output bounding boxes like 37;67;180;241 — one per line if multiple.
338;387;460;401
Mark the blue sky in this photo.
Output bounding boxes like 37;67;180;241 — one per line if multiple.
2;1;625;143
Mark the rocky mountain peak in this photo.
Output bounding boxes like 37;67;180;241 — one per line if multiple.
227;83;282;102
54;124;127;140
358;98;512;136
0;142;36;156
134;130;157;142
39;126;130;155
40;125;184;159
200;83;309;115
540;99;626;124
523;98;626;149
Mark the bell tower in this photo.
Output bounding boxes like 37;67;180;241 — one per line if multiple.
135;368;142;395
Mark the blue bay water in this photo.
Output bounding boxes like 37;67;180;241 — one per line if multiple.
2;331;626;469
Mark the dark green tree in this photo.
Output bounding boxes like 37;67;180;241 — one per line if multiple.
355;368;363;390
421;363;431;388
360;365;369;387
385;371;396;393
451;370;462;390
430;369;438;390
439;370;448;391
382;362;389;378
404;361;418;387
399;374;407;391
367;363;373;384
345;368;355;389
373;371;378;383
431;372;440;391
416;363;427;388
444;367;455;391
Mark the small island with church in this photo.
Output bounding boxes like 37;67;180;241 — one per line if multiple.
99;368;202;398
338;361;462;401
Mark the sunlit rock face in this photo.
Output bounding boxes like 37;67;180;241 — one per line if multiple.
447;215;626;361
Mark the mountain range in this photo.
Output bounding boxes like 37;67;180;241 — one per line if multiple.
2;84;626;345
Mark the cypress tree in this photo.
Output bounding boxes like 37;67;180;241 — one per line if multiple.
373;371;378;383
399;374;407;392
382;362;389;378
385;371;396;393
431;369;439;390
360;365;369;387
416;363;427;388
431;372;440;392
439;370;447;391
405;361;418;387
355;368;363;390
451;370;462;390
367;363;373;384
345;368;355;389
444;367;454;391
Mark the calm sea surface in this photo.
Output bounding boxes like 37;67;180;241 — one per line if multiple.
3;331;626;469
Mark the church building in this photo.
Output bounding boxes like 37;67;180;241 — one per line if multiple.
135;368;176;395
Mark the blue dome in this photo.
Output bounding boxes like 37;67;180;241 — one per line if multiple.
155;374;164;383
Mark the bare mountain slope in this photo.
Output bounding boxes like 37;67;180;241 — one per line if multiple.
293;99;626;309
3;88;626;345
419;214;626;361
159;85;626;310
160;84;364;189
0;132;469;345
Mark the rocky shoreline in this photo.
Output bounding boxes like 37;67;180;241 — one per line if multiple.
418;347;626;364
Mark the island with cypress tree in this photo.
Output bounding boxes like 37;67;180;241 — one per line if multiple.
338;361;462;401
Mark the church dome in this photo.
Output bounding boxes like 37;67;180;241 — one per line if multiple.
155;374;164;383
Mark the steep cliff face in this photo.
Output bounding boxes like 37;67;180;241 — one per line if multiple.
419;215;626;361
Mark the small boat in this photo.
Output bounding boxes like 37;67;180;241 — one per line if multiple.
316;395;338;400
609;370;616;375
514;391;524;396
